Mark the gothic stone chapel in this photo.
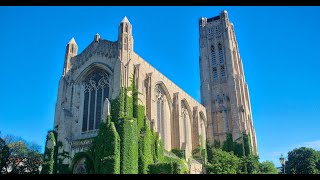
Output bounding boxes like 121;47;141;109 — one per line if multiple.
42;11;257;174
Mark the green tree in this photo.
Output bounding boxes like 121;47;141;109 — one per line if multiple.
1;135;43;174
240;154;260;174
259;161;278;174
0;136;9;174
286;147;319;174
206;148;240;174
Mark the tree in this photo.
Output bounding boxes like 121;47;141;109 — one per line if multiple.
259;161;278;174
0;137;9;174
240;154;260;174
1;135;43;174
286;147;319;174
206;148;240;174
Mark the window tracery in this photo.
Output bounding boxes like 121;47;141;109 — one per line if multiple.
82;70;110;132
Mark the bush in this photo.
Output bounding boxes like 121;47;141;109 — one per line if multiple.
148;162;180;174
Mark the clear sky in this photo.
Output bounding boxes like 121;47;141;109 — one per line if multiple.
1;6;320;167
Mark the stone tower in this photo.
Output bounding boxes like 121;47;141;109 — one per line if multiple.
199;10;258;155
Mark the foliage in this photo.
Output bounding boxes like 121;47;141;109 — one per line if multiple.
0;136;9;174
259;161;278;174
111;87;125;125
206;142;214;163
41;131;56;174
222;134;234;153
118;117;139;174
205;148;240;174
71;152;94;174
243;134;252;156
137;105;145;134
162;154;189;174
199;135;207;163
0;135;43;174
148;162;180;174
154;134;164;163
172;149;185;159
138;123;154;174
222;133;252;158
240;154;260;174
90;120;120;174
55;138;71;174
51;70;190;174
213;140;221;148
286;147;320;174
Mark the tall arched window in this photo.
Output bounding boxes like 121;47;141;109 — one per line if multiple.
218;43;224;64
155;84;172;150
211;45;216;67
220;65;225;77
181;103;188;146
212;67;218;80
156;86;165;141
82;69;110;132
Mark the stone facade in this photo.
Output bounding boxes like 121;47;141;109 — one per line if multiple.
199;11;258;155
53;16;207;170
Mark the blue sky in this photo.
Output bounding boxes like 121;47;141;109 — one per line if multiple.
1;6;320;167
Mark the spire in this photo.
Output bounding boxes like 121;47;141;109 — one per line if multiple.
94;33;100;42
68;37;77;44
121;16;130;23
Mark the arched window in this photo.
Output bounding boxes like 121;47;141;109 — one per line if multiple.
156;85;165;141
218;43;224;64
155;84;172;150
70;45;74;53
212;67;218;79
211;45;216;67
220;65;225;77
181;103;188;146
125;24;128;33
82;69;110;132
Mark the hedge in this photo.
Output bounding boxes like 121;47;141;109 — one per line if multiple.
148;162;180;174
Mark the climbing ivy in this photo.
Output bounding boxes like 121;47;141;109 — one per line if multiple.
148;162;180;174
46;66;194;174
172;149;186;159
118;117;139;174
71;152;94;174
221;133;252;157
90;119;120;174
41;131;57;174
138;122;154;174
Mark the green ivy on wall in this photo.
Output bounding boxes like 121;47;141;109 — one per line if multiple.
41;131;57;174
90;120;120;174
46;66;194;174
138;122;154;174
71;151;94;174
172;149;186;159
220;133;252;157
118;117;139;174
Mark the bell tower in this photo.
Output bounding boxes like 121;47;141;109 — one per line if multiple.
118;16;134;88
63;37;78;76
199;10;258;155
